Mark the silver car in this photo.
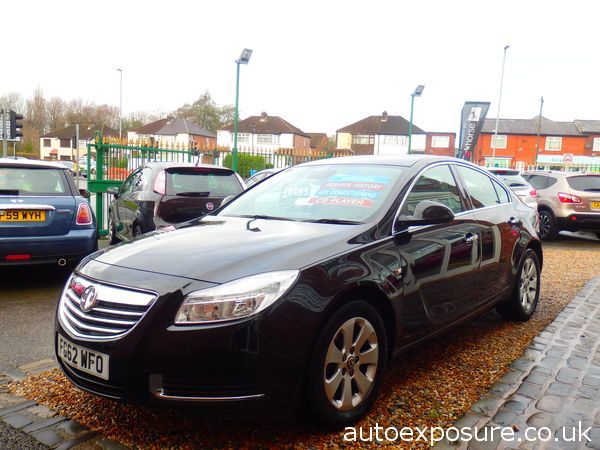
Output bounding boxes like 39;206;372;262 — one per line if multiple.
522;171;600;240
487;168;537;209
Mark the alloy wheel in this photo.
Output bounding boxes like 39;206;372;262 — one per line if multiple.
519;257;538;310
539;212;551;238
323;317;379;411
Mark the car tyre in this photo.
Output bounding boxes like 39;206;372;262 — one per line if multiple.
538;209;558;241
108;215;121;245
497;249;541;322
305;300;387;428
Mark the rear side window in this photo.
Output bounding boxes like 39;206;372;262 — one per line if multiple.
456;166;500;208
492;179;511;203
166;168;243;197
401;164;464;215
0;167;70;196
566;175;600;192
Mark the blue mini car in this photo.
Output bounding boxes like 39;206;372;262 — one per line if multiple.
0;158;97;267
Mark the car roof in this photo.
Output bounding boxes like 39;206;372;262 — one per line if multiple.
298;154;459;168
142;161;234;172
0;158;69;170
487;168;520;174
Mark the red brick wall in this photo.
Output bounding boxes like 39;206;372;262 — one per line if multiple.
293;134;311;151
192;136;216;151
473;133;588;167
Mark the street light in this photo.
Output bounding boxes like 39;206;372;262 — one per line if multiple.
232;48;253;172
117;68;123;138
490;45;509;168
407;84;425;155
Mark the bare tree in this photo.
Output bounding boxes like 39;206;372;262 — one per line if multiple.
0;92;25;112
46;97;67;131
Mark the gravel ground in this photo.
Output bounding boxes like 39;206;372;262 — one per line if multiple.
0;420;48;450
8;240;600;449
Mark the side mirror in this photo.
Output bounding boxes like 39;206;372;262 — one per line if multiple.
221;195;235;206
79;189;91;199
106;186;120;198
395;200;455;230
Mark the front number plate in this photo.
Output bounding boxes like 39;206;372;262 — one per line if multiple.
57;334;109;380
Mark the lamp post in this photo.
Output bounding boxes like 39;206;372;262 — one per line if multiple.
490;45;509;168
117;68;123;138
407;84;425;155
534;96;544;170
232;48;253;173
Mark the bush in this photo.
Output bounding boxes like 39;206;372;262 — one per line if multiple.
223;153;270;178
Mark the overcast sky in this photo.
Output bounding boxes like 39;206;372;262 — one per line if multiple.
2;0;599;136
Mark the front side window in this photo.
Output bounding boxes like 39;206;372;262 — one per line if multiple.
220;164;405;223
120;170;141;195
256;134;279;145
456;166;500;208
0;167;70;196
545;136;562;151
491;135;507;149
352;135;375;145
401;165;464;215
383;135;408;146
431;136;450;148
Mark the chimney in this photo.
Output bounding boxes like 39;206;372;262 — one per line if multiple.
381;111;388;122
167;115;175;123
260;112;268;122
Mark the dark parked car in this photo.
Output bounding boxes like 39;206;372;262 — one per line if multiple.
55;156;541;427
106;162;245;243
245;168;281;188
0;158;97;267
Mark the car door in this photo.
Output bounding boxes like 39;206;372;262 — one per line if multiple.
395;163;481;339
455;165;520;306
115;169;141;238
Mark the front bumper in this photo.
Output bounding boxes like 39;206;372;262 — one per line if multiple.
0;229;97;266
54;266;315;412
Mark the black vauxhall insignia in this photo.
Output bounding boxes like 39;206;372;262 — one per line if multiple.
55;155;542;427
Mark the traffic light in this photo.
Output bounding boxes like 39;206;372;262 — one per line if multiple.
9;111;24;140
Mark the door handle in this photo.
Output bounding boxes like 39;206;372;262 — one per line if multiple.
464;233;479;245
507;217;521;227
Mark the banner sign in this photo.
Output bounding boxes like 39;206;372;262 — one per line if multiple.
457;101;490;161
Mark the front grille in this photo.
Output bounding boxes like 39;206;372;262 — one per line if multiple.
58;274;157;341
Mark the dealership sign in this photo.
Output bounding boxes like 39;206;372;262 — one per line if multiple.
457;101;490;160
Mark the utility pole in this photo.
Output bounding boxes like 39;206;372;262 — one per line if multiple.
75;124;80;188
534;97;544;170
2;109;7;158
491;45;510;168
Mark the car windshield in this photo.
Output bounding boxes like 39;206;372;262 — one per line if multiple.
219;164;405;223
0;167;70;196
566;175;600;192
166;168;242;196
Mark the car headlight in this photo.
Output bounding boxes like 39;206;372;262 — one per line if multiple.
174;270;299;324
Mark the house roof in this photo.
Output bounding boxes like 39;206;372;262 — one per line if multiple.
133;117;216;138
307;132;328;148
337;114;425;135
481;116;581;136
221;115;309;137
574;120;600;134
41;124;118;140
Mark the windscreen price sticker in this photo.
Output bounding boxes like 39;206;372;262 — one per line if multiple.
309;197;374;208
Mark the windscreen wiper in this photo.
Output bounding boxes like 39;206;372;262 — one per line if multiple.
236;214;295;221
303;218;363;224
175;191;211;197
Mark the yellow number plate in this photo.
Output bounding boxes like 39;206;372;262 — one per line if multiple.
592;201;600;210
0;210;46;222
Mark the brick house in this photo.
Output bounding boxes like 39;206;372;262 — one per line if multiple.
336;111;455;157
40;124;118;160
308;133;331;153
128;117;216;150
473;116;600;170
217;113;311;153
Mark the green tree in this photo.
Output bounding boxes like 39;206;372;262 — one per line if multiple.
175;91;234;133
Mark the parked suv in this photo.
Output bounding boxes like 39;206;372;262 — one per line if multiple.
522;171;600;240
